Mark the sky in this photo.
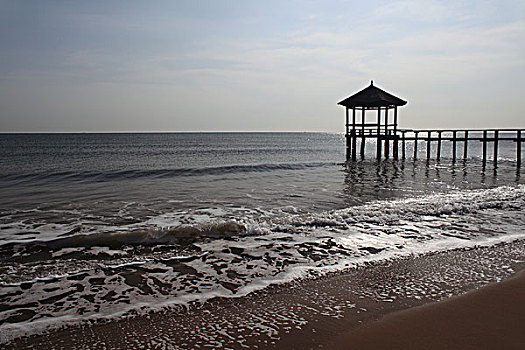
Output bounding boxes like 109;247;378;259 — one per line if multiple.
1;0;524;132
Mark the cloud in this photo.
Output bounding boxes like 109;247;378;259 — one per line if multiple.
1;0;524;131
373;0;449;22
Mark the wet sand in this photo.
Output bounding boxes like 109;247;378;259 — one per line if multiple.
329;269;525;350
5;239;525;349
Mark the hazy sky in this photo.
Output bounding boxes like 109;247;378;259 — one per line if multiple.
1;0;524;132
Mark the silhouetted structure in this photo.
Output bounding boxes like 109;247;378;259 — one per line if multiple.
338;81;407;161
338;81;523;168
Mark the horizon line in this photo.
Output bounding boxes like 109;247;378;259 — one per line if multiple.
0;130;343;134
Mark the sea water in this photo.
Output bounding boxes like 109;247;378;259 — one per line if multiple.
0;132;524;341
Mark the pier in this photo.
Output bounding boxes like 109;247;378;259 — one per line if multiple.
339;82;523;167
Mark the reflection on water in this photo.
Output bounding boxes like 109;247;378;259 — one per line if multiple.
341;159;523;207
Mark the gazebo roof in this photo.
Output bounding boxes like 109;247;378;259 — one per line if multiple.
338;81;407;108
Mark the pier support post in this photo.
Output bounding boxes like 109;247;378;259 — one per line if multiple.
414;132;419;159
393;133;399;160
493;130;499;167
360;137;365;159
346;135;350;160
385;133;390;159
376;136;381;160
482;130;488;167
351;108;357;161
376;108;381;160
426;131;431;161
345;107;350;159
436;131;442;161
345;107;349;134
360;108;366;159
517;130;521;168
463;131;469;159
401;131;406;160
393;107;399;160
351;132;357;161
360;135;366;159
452;131;457;162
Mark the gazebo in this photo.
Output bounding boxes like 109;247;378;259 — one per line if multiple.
338;81;407;160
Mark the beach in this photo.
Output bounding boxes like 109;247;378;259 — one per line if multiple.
6;239;525;349
330;269;525;350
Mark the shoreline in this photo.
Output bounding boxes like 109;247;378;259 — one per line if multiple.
5;239;525;349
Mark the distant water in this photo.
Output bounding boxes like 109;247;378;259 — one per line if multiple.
0;132;524;341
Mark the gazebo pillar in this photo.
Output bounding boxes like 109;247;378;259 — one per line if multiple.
376;108;382;160
345;107;350;159
345;107;349;135
360;107;366;158
352;108;357;160
393;106;399;160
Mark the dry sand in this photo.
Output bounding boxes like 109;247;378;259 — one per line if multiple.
329;270;525;350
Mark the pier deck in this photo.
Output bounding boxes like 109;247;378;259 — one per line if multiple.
345;128;523;167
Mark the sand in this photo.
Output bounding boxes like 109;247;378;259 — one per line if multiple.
5;240;525;349
329;269;525;350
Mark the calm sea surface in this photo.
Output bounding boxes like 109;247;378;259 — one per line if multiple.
0;132;524;341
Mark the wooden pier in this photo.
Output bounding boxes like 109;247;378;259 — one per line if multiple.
338;82;523;167
347;128;523;167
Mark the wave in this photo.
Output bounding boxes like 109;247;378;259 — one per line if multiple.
49;221;246;250
334;184;525;224
0;162;337;184
0;222;247;265
4;185;524;255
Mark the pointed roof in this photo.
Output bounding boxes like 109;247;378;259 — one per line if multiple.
338;81;407;108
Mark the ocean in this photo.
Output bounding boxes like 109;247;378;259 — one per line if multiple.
0;132;524;344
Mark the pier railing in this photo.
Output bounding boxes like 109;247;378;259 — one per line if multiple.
345;128;524;167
